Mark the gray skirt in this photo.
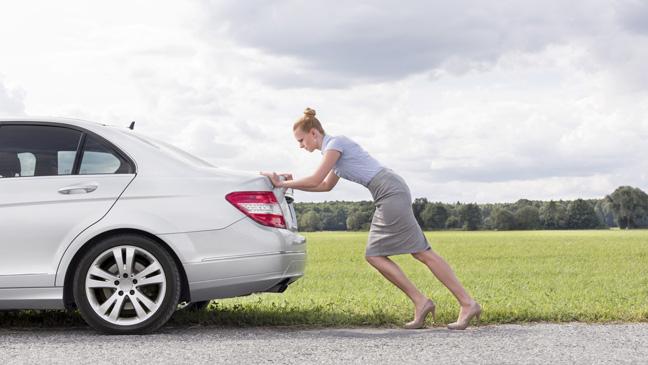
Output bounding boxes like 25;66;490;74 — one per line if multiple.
365;168;431;257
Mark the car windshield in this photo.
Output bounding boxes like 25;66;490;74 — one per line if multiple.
122;130;215;168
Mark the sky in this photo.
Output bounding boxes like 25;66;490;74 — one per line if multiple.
1;0;647;203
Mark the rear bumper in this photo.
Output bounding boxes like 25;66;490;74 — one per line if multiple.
159;218;306;302
184;251;306;301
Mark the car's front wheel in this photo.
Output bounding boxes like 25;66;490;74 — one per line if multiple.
73;234;181;334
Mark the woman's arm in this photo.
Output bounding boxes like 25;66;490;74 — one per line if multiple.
282;150;340;189
299;170;340;192
261;150;341;190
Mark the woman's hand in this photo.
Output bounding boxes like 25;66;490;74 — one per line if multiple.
278;173;293;181
260;171;283;188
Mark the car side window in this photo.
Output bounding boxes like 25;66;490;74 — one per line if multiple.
79;135;133;175
0;125;82;178
17;152;36;176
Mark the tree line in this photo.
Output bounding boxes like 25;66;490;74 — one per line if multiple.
293;186;648;231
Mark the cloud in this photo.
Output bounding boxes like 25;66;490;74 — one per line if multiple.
616;0;648;34
0;81;26;116
427;156;621;183
1;0;647;204
289;43;648;191
202;0;612;87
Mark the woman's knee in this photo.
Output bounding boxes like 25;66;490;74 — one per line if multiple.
411;249;435;263
411;251;425;262
365;255;386;266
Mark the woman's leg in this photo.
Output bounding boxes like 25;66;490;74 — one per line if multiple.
365;255;429;311
411;249;478;319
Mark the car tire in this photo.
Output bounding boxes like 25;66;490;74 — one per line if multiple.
73;234;181;334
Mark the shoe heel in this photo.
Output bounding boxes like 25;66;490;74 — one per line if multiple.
473;305;482;326
427;300;436;322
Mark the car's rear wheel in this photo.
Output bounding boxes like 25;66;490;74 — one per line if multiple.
73;234;181;334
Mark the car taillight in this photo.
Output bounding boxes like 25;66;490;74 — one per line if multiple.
225;191;287;229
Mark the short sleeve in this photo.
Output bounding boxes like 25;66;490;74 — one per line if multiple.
325;137;344;153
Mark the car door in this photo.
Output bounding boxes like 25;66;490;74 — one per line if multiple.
0;123;136;288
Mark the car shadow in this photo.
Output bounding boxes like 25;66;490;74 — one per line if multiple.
0;306;404;329
168;305;403;328
0;309;87;328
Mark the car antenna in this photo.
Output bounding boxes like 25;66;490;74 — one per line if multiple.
128;121;135;130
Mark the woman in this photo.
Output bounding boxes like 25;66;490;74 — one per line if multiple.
262;108;481;330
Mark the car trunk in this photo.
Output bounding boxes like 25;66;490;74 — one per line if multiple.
188;166;299;231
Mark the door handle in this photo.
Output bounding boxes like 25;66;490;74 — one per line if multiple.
58;183;99;195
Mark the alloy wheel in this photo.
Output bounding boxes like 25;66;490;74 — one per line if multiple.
84;245;167;325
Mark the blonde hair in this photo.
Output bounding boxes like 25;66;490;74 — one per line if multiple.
293;107;325;135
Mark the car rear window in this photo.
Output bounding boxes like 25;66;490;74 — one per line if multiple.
120;130;215;168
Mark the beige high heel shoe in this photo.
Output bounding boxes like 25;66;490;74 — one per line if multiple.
404;299;436;329
447;302;482;330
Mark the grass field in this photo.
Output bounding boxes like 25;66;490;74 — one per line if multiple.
172;229;648;327
3;230;648;328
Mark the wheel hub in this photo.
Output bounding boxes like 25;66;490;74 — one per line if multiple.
85;245;166;325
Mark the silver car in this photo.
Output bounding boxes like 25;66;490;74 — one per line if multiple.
0;117;306;334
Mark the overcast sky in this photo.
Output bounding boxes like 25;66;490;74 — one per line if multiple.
1;0;647;203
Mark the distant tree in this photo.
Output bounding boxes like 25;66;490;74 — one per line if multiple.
420;203;448;230
566;199;602;229
412;198;429;227
479;203;501;229
515;206;541;230
445;216;460;229
293;194;630;232
334;208;348;230
540;200;565;229
492;208;516;230
605;186;648;229
594;200;615;228
346;211;365;231
481;216;494;230
512;199;533;212
320;211;334;231
299;210;322;232
320;207;347;230
459;203;482;231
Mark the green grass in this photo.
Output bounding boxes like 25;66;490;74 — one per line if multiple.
3;230;648;328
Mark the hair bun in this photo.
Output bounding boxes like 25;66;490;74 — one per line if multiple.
304;107;316;117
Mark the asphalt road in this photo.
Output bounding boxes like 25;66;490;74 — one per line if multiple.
1;323;648;364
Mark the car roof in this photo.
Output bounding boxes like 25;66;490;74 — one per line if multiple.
0;116;220;172
0;116;109;129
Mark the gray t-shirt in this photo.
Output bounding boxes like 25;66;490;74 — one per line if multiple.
321;134;384;187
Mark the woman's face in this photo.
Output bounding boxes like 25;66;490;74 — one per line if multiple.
294;128;318;152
